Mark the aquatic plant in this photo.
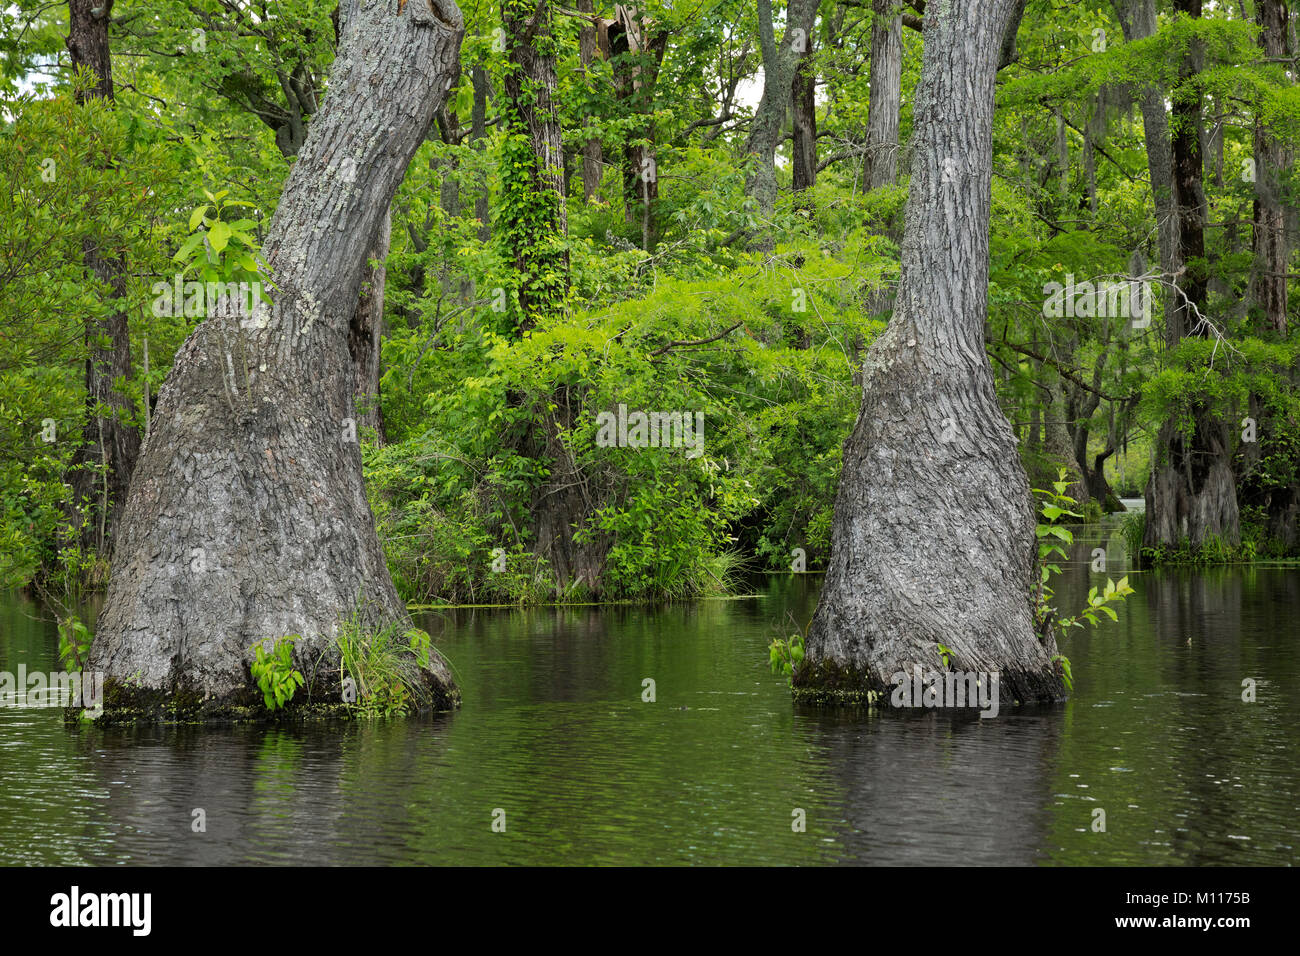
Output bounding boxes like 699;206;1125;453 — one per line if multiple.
1119;511;1146;564
768;628;806;686
57;616;92;673
1034;468;1135;647
250;635;304;711
336;610;434;718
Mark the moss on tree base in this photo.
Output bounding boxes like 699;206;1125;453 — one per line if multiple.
65;673;461;726
791;657;1067;709
790;659;884;706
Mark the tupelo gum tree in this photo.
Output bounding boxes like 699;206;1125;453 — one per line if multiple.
794;0;1065;706
87;0;465;721
1143;0;1240;551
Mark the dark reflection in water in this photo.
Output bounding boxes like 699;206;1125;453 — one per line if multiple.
0;520;1296;865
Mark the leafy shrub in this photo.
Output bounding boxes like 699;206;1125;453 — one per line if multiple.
369;237;885;604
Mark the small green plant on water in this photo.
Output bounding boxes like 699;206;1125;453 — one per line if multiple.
1051;653;1074;691
1119;511;1145;563
407;627;432;669
250;635;305;711
1058;575;1136;631
336;610;435;718
57;615;92;672
768;629;805;685
1033;468;1083;634
31;541;97;673
1033;467;1136;691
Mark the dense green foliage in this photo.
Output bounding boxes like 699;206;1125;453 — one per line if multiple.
2;0;1298;613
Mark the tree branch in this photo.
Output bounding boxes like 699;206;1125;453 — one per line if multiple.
650;322;744;357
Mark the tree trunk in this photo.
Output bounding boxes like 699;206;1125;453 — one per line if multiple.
1251;0;1289;336
1169;0;1208;346
88;0;464;722
790;21;817;198
67;0;113;101
1083;397;1128;512
497;0;596;589
529;386;605;594
343;0;390;447
471;64;492;242
578;0;603;202
609;4;667;248
502;0;569;328
1143;0;1240;549
864;0;902;189
349;208;389;443
795;0;1064;706
295;3;394;446
66;0;142;557
743;0;819;248
1112;0;1180;326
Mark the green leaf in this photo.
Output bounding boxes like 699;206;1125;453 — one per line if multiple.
173;232;204;262
207;220;232;254
188;204;210;233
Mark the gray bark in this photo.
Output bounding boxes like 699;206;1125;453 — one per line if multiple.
1112;0;1180;329
578;0;604;201
864;0;902;189
744;0;819;246
341;0;389;445
349;208;389;442
88;0;464;721
797;0;1064;706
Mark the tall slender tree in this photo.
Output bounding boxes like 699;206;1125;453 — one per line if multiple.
66;0;141;555
790;11;817;197
1143;0;1240;549
864;0;903;189
743;0;818;248
1112;0;1180;332
501;0;569;327
577;0;604;202
609;4;668;249
1251;0;1290;336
